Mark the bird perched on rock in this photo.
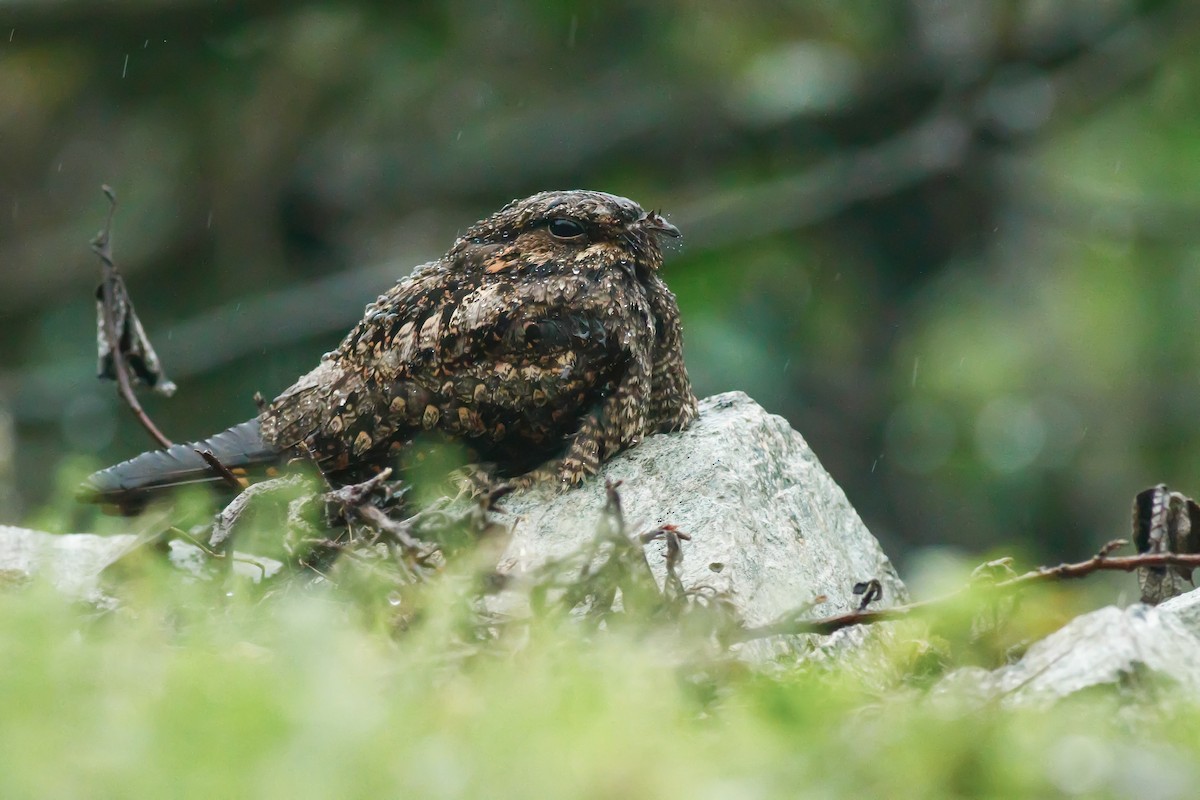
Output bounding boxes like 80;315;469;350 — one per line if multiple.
80;190;698;512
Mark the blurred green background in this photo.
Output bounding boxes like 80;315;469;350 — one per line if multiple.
2;0;1198;568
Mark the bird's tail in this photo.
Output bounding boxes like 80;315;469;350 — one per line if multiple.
78;419;282;513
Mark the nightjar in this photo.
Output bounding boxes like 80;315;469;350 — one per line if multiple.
80;190;698;511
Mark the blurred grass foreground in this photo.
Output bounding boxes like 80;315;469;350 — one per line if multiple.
0;544;1193;799
0;544;1197;800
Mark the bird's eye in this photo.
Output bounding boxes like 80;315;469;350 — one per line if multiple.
548;218;586;241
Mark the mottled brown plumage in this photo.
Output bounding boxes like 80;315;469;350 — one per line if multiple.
81;190;697;509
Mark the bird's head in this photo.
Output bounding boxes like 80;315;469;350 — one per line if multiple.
449;190;681;280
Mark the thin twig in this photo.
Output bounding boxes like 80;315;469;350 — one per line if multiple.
207;473;308;551
233;556;269;582
170;525;225;558
353;503;431;556
92;186;173;449
300;442;334;490
733;541;1200;642
602;479;625;539
319;469;440;568
640;524;691;597
989;547;1200;588
196;449;245;490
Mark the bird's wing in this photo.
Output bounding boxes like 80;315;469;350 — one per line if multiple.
263;261;638;468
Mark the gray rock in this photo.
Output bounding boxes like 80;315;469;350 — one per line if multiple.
0;525;136;603
0;525;282;604
938;593;1200;707
1158;585;1200;633
0;392;905;662
494;391;907;658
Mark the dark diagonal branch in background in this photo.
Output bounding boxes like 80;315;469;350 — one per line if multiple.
91;185;174;449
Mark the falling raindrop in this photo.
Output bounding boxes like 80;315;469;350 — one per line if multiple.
567;14;578;48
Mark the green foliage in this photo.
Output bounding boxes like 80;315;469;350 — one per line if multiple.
0;561;1194;799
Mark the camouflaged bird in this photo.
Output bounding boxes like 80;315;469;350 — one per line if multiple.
81;190;698;511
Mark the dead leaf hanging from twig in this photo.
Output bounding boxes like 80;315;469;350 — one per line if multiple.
92;185;176;398
91;185;175;448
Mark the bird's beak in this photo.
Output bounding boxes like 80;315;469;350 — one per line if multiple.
638;211;681;239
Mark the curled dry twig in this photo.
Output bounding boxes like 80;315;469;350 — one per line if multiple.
207;473;312;552
640;524;691;599
852;578;884;612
